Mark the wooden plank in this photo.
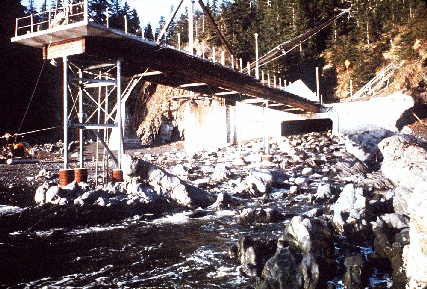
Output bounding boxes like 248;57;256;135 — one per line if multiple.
44;37;85;59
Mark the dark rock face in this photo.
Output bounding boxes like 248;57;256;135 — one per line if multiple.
372;218;410;289
255;216;335;289
256;247;302;289
343;255;367;289
228;236;277;277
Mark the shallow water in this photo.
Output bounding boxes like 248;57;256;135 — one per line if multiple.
0;208;286;288
0;193;393;289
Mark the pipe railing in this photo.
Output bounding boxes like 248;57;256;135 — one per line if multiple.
15;0;86;37
14;0;291;95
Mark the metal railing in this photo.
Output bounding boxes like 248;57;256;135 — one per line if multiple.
15;0;87;37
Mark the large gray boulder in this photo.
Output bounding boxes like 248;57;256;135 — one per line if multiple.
332;184;367;237
403;182;427;289
378;135;427;190
256;216;335;289
122;154;212;208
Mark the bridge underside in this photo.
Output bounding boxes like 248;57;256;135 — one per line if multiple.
12;22;320;113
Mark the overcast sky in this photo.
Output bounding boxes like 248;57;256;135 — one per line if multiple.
27;0;195;28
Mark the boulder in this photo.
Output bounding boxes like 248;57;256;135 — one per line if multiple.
148;166;212;208
228;236;277;277
35;182;49;204
342;255;367;289
210;163;231;182
403;182;427;289
237;208;286;225
208;192;241;211
256;247;302;289
332;184;369;240
372;217;409;288
259;216;336;289
378;135;427;190
393;186;413;216
122;154;212;208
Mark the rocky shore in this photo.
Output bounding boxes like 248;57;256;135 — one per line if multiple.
1;128;427;288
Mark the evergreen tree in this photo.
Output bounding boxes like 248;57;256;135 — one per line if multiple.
109;0;124;29
144;23;154;40
89;0;111;25
128;8;140;34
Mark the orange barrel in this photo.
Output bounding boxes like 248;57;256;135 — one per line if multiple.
262;154;272;162
112;169;124;182
59;169;74;188
74;168;88;184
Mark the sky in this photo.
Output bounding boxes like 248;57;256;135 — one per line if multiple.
27;0;193;29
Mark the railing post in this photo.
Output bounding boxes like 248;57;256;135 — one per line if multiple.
15;18;18;37
106;8;109;27
65;4;69;25
84;0;88;24
31;14;34;33
178;33;181;50
124;15;128;33
255;33;259;80
247;62;251;75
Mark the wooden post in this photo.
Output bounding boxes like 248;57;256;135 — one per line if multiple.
279;78;282;88
274;75;276;88
239;58;243;73
178;33;181;50
247;62;251;75
255;33;259;80
15;18;18;37
106;8;109;27
221;51;225;66
231;55;234;69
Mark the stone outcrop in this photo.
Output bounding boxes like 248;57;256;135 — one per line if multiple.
378;135;427;190
256;216;335;289
379;135;427;288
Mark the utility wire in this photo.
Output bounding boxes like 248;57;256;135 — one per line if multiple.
17;59;48;135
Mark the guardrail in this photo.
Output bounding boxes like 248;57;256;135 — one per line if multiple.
15;0;87;37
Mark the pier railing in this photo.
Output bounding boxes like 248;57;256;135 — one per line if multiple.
15;0;87;37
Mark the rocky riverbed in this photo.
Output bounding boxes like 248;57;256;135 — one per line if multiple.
1;130;427;288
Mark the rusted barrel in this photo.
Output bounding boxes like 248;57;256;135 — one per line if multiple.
262;154;272;162
112;169;123;182
74;168;88;184
59;169;74;188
